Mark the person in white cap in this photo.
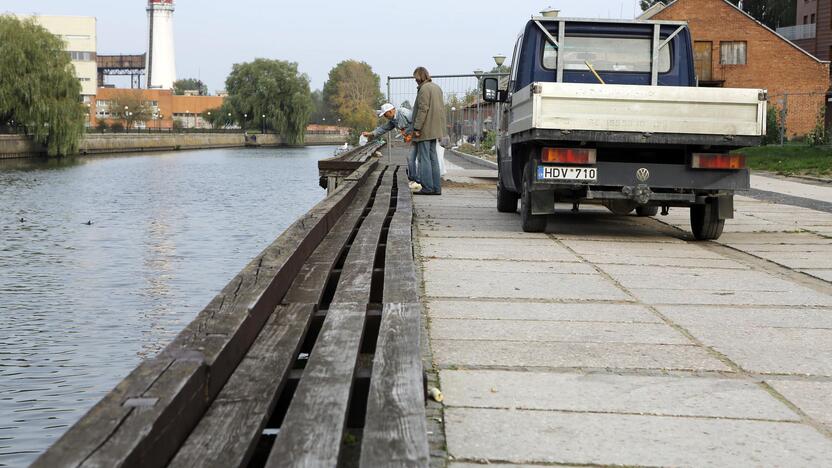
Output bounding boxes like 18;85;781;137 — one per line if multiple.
362;104;421;190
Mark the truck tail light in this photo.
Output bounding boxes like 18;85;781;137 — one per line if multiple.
691;153;746;170
541;148;597;165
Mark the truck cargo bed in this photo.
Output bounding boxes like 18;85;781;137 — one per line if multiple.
509;82;767;142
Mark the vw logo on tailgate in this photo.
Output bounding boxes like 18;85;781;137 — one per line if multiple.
636;168;650;182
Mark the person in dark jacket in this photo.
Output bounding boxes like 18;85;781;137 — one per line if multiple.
411;66;447;195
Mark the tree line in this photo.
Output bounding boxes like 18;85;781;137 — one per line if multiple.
0;14;384;155
640;0;796;29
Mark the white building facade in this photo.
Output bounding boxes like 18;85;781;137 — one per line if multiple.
20;15;97;105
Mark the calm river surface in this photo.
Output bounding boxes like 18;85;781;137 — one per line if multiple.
0;146;335;466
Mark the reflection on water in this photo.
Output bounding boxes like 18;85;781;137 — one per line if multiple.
0;146;332;466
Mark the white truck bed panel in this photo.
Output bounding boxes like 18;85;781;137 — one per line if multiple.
508;82;766;137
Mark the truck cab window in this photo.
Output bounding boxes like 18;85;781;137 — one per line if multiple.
543;37;671;73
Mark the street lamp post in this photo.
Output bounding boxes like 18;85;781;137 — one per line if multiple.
492;54;507;140
124;106;129;132
450;106;456;143
262;114;266;134
243;113;248;131
473;69;483;148
206;111;211;130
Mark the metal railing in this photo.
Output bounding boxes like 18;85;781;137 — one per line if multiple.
776;23;816;41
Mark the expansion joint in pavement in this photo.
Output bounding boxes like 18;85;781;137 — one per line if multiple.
547;231;832;442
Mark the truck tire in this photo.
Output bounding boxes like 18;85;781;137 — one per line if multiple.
690;200;724;240
636;205;659;217
497;180;519;213
520;162;547;232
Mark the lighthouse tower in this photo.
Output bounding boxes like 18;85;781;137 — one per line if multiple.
146;0;176;89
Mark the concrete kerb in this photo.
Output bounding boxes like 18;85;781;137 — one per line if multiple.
447;148;498;170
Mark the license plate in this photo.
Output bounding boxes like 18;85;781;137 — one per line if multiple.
537;165;597;181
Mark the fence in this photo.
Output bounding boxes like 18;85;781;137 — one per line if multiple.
387;72;509;147
768;92;829;143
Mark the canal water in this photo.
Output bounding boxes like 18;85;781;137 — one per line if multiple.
0;146;335;466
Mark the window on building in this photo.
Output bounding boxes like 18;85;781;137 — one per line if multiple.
811;13;816;24
804;15;808;24
68;51;94;61
720;41;747;65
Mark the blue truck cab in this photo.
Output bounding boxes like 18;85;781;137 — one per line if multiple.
482;17;766;239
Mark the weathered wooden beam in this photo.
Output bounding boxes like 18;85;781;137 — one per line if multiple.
34;158;379;468
360;303;429;468
167;304;315;468
264;303;367;468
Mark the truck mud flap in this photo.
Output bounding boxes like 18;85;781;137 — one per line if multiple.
531;189;555;215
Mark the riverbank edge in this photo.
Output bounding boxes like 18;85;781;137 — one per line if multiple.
0;133;347;159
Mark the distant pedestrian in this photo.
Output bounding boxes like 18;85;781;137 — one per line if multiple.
411;67;447;195
362;103;421;189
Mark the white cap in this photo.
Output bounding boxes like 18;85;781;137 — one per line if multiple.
377;103;395;117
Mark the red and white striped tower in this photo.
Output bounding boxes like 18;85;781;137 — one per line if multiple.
146;0;176;89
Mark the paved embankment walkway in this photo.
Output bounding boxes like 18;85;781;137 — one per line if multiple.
412;152;832;466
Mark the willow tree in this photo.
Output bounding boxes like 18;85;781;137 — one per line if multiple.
224;59;312;145
0;15;85;156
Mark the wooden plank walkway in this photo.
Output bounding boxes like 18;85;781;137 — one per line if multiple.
35;147;429;467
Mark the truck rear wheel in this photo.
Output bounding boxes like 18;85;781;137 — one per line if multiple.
520;163;547;232
497;180;518;213
690;200;724;240
636;205;659;217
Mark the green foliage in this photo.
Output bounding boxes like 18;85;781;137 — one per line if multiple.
323;60;383;134
764;106;782;145
172;118;183;130
110;121;124;132
0;15;85;156
736;144;832;176
482;130;497;150
95;120;109;132
641;0;796;28
225;58;312;145
108;90;153;130
489;65;510;74
309;89;334;124
806;108;828;147
173;78;208;96
639;0;663;11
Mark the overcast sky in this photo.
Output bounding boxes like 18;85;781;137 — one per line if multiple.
3;0;643;92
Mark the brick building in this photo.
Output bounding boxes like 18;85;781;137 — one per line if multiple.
92;88;224;129
646;0;830;137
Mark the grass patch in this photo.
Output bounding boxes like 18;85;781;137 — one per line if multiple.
734;144;832;177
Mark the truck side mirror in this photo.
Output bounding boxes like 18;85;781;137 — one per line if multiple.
482;77;507;103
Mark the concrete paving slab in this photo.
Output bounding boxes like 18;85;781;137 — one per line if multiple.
629;287;832;306
719;232;832;245
424;258;595;274
427;301;661;323
417;228;550;239
419;237;577;262
432;340;730;371
801;269;832;282
675;326;832;376
737;252;832;269
598;264;803;292
424;270;631;302
440;370;799;421
444;407;832;466
431;319;690;345
581;253;748;269
560;239;725;259
752;174;832;201
657;305;832;329
768;380;832;431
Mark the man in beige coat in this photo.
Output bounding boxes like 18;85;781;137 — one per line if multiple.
412;66;447;195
